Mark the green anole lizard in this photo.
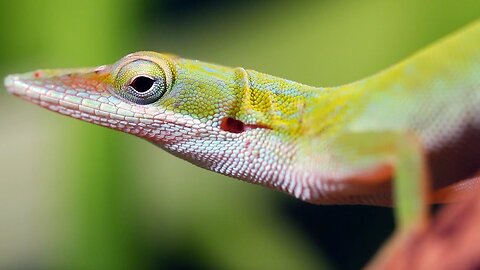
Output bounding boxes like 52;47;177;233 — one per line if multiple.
5;20;480;229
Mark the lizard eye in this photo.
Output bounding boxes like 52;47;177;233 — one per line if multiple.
113;59;172;105
123;74;166;105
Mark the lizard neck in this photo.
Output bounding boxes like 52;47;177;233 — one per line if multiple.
154;67;327;200
231;68;322;135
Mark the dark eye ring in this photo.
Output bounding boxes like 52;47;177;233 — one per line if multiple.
114;58;174;105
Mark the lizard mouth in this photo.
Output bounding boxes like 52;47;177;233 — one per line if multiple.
5;71;134;135
4;68;116;120
3;69;211;143
5;67;112;97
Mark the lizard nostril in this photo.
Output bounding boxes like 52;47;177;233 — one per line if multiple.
33;71;42;78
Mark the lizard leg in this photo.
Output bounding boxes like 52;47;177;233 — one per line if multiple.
392;134;429;228
333;131;430;228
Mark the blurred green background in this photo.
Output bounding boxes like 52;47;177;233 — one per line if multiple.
0;1;478;269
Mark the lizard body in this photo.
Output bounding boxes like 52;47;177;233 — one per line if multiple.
5;20;480;226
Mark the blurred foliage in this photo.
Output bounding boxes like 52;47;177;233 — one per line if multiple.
0;1;478;270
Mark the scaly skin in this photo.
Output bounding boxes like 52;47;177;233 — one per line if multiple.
5;20;480;226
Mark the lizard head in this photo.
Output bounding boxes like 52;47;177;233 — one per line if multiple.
5;51;237;140
5;51;300;189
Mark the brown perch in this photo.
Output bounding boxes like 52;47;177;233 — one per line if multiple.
368;191;480;270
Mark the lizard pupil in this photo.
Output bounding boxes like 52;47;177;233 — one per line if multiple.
130;76;155;93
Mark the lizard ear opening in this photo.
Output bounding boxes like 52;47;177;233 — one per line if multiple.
220;117;273;133
220;117;245;133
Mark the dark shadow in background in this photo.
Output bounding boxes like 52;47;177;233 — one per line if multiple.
281;201;393;270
